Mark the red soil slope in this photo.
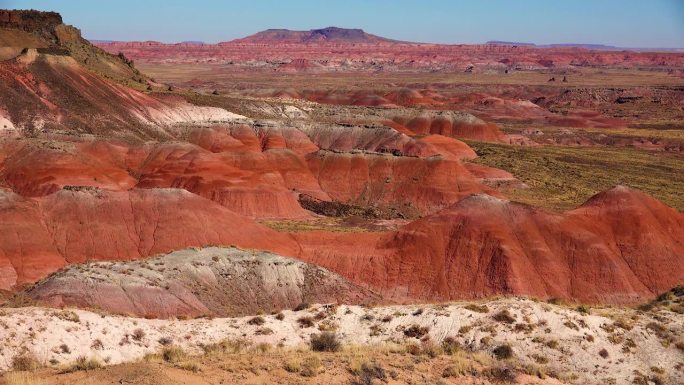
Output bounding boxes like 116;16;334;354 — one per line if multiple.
0;50;242;137
0;188;299;289
306;150;496;216
294;187;684;304
0;126;490;219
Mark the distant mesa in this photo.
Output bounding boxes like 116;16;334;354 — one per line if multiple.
232;27;403;44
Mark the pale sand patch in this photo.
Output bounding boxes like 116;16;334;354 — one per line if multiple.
0;298;681;384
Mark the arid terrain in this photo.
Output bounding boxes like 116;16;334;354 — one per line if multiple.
0;9;682;385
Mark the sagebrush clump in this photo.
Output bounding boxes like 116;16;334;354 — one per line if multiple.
310;332;341;352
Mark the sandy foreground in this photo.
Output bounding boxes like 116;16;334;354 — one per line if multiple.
0;298;681;384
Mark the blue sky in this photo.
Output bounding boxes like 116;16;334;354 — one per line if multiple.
4;0;684;47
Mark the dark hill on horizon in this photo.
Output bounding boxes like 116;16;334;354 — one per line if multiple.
230;27;404;44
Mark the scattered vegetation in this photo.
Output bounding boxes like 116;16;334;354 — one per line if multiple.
464;303;490;313
492;344;514;360
310;332;341;352
493;309;516;324
483;364;517;383
162;345;187;363
132;328;146;341
300;356;322;377
467;141;684;211
90;339;104;350
576;304;591;314
3;372;47;385
350;360;386;385
297;316;315;328
441;336;461;355
247;316;265;326
11;352;42;372
403;324;429;338
199;339;247;355
53;310;80;323
61;356;102;373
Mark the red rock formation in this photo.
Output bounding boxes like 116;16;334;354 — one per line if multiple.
0;50;241;136
0;188;299;289
294;187;684;304
0;127;491;219
134;140;319;219
0;140;140;196
305;150;497;217
389;112;506;142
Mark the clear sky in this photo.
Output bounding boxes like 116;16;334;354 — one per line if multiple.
3;0;684;47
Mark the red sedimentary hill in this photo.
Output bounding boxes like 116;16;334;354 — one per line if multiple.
306;150;497;216
0;187;299;289
0;124;493;219
0;10;243;136
294;187;684;304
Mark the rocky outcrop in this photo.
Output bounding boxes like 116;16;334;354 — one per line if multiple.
0;10;63;38
25;247;379;318
0;52;244;136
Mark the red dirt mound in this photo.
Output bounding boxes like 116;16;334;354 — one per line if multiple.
305;150;497;217
294;187;684;304
388;111;506;142
0;188;298;289
0;140;141;196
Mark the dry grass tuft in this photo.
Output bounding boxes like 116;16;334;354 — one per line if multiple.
11;352;42;372
300;355;322;377
403;324;429;338
464;303;490;313
162;345;187;363
4;372;47;385
61;356;102;373
350;360;386;385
